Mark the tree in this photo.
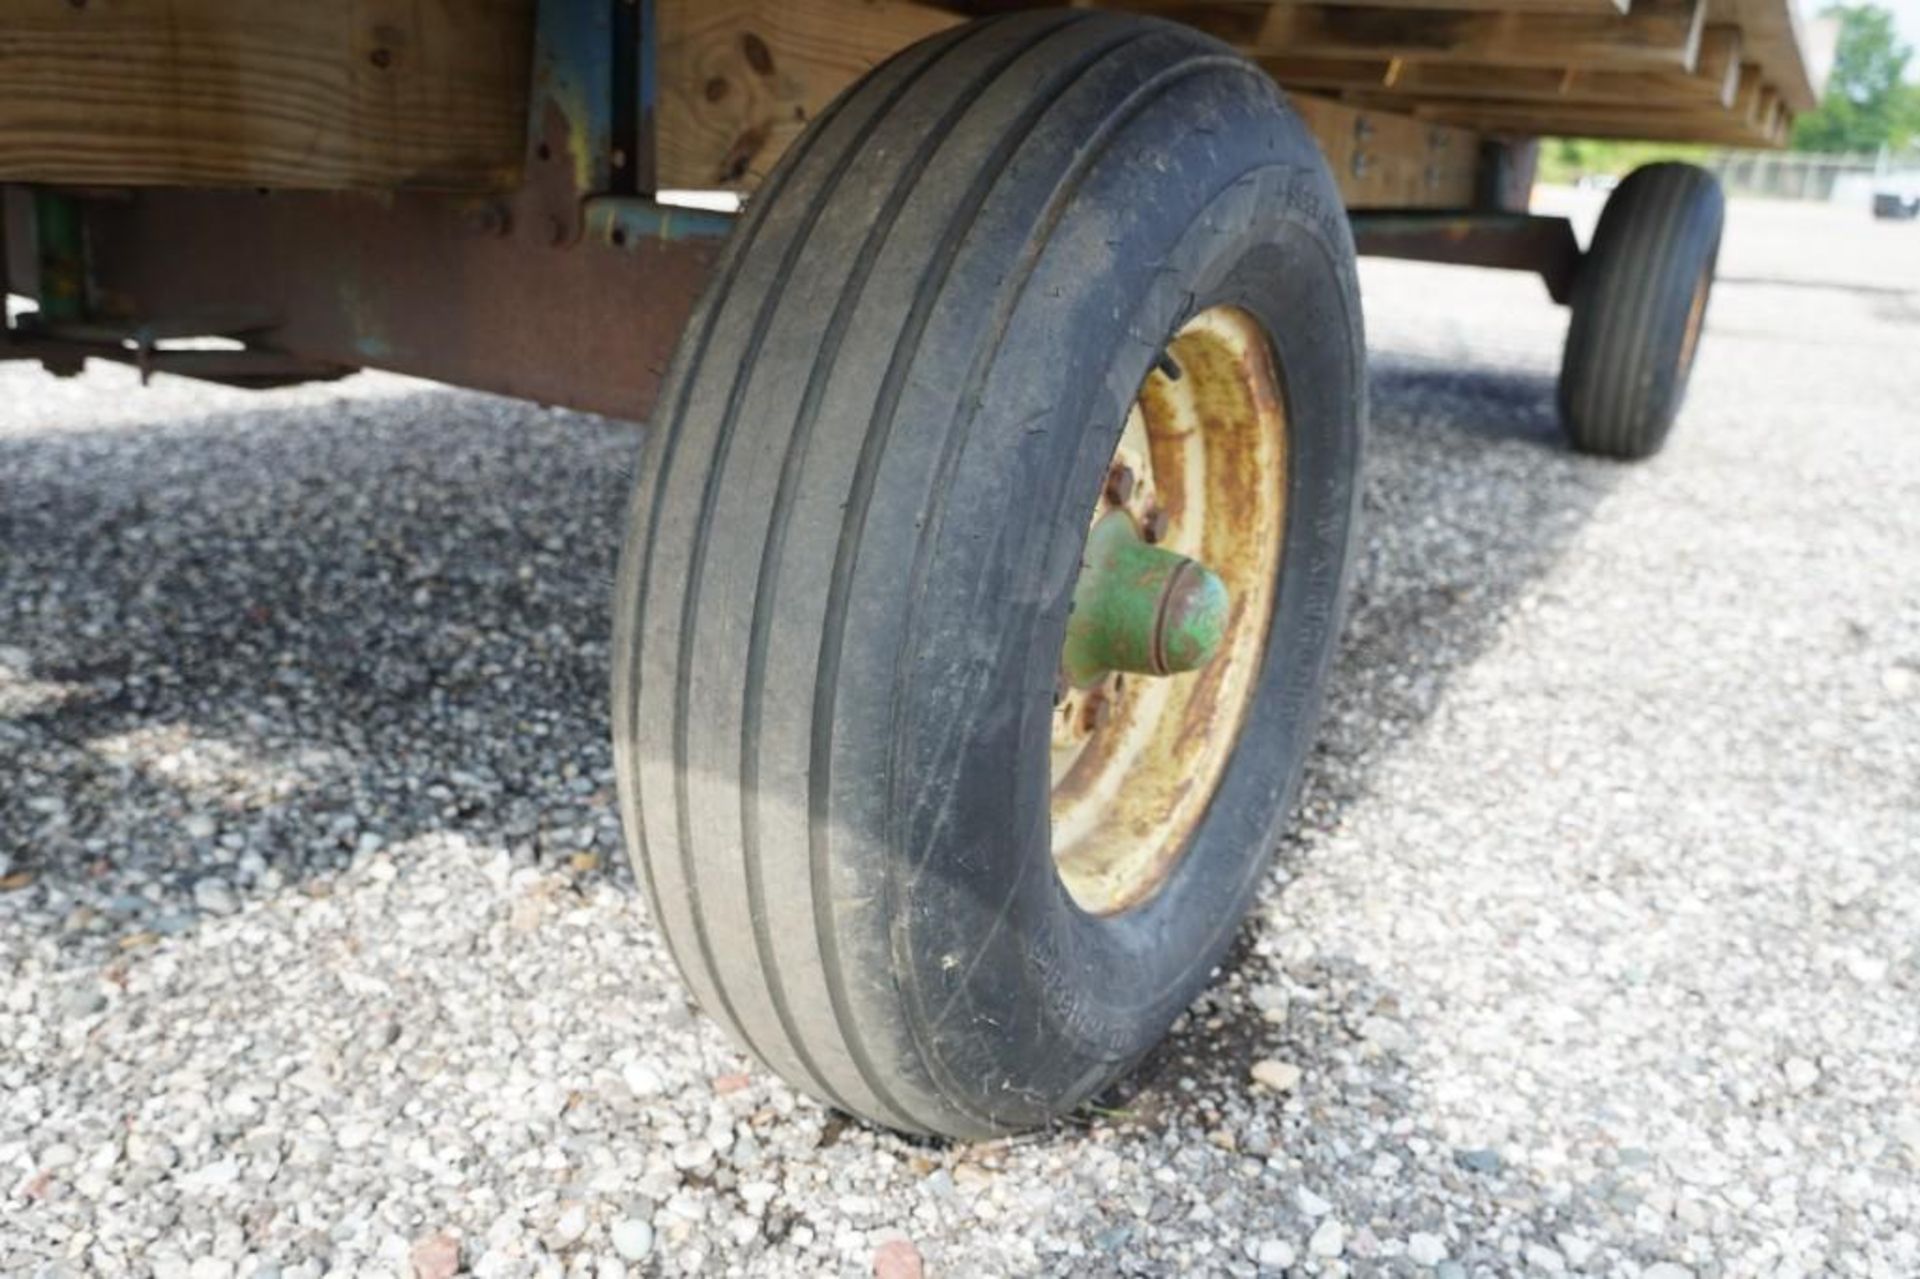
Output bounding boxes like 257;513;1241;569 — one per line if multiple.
1793;4;1920;153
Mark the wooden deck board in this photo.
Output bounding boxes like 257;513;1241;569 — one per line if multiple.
1112;0;1708;69
0;0;533;190
1259;24;1743;108
1707;0;1829;111
0;0;1827;198
1149;0;1822;148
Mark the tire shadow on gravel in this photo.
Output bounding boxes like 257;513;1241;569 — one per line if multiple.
1081;929;1659;1273
1;383;642;955
1367;355;1564;448
1067;353;1643;1269
1106;350;1621;1116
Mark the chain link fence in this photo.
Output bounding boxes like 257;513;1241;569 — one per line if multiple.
1705;145;1920;209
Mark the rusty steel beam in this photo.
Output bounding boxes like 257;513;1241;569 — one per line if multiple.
0;2;725;419
58;188;724;420
1349;210;1582;305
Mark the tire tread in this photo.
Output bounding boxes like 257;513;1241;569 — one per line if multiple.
1559;162;1724;459
613;10;1341;1137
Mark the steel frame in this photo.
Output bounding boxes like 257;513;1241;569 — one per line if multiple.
1348;210;1585;306
0;1;726;421
1;4;1579;416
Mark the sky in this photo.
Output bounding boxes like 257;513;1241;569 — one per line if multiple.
1803;0;1920;83
1893;0;1920;56
1866;0;1920;74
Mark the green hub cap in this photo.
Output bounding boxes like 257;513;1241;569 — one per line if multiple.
1062;512;1230;687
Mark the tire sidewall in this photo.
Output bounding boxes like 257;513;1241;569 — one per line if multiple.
1562;164;1725;456
1609;170;1722;419
884;78;1365;1127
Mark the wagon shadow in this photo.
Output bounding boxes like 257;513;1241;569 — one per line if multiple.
0;349;1614;972
0;372;641;956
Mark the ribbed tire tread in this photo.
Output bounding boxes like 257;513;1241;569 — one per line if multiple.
612;11;1294;1137
1558;163;1725;460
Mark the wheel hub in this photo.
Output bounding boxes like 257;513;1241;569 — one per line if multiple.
1049;305;1290;917
1061;511;1229;686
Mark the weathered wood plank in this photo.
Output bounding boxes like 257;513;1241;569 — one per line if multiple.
1706;0;1827;110
1382;87;1780;145
654;1;1487;203
1252;0;1630;13
655;0;962;189
1260;0;1705;68
0;0;533;190
1287;95;1482;207
1261;24;1740;107
1111;0;1705;70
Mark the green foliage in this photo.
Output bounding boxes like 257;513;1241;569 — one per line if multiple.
1536;139;1710;184
1793;4;1920;153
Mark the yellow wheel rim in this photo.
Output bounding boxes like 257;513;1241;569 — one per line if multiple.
1679;266;1711;373
1050;305;1290;916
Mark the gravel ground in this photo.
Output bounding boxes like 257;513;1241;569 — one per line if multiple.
3;189;1917;1278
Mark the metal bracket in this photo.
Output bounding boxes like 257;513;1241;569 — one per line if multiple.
1348;210;1584;307
583;195;735;249
0;1;723;409
518;0;664;246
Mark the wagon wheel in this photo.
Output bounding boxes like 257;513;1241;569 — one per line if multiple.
1559;163;1726;460
611;10;1364;1138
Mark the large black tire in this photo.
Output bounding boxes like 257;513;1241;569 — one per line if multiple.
611;11;1364;1137
1558;163;1725;459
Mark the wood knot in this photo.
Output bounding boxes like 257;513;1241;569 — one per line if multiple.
740;32;775;76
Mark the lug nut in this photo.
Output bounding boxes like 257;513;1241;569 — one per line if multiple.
1142;508;1169;544
1081;693;1112;733
1105;463;1135;506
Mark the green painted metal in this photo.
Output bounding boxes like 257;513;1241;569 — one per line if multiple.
33;189;84;322
1062;513;1229;686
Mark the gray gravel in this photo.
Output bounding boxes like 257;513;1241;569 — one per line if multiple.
4;190;1918;1277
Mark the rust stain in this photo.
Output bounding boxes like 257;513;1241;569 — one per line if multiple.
1051;307;1290;916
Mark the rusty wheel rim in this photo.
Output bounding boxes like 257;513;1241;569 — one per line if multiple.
1050;305;1290;916
1679;266;1711;373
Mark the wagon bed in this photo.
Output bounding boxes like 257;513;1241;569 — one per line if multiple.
0;0;1830;420
0;0;1828;196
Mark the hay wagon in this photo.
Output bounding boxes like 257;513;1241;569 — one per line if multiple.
0;0;1827;1137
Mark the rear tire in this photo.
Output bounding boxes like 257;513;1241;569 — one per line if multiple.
611;11;1364;1137
1558;163;1724;459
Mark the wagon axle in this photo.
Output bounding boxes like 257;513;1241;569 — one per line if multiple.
1063;511;1229;687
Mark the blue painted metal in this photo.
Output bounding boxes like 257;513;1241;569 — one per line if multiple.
636;0;659;190
528;0;618;200
526;0;734;238
637;0;659;117
584;196;735;247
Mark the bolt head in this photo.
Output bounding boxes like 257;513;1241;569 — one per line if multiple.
1081;694;1112;733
